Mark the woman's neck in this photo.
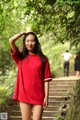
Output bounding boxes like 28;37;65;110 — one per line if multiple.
28;51;35;55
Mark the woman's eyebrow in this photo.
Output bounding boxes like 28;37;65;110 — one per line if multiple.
26;39;35;41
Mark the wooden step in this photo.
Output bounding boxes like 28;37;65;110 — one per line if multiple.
49;87;74;90
49;83;75;87
52;76;79;81
49;85;75;89
44;106;59;111
49;89;69;92
49;80;76;83
49;92;69;96
9;116;57;120
10;110;58;117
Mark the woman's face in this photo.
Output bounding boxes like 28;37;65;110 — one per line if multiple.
25;34;36;52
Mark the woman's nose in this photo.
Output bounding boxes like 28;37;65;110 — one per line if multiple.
28;42;32;45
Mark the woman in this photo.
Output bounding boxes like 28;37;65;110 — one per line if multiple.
9;31;52;120
74;53;80;76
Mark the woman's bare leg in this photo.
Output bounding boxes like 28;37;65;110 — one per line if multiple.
20;102;32;120
76;71;79;76
33;105;43;120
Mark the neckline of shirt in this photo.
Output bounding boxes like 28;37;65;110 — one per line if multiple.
28;54;38;56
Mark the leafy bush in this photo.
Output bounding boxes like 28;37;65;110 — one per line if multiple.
65;79;80;120
0;68;16;105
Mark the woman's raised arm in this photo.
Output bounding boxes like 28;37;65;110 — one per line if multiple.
9;32;26;52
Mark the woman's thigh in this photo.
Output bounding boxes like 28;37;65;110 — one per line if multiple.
32;105;43;120
20;102;32;120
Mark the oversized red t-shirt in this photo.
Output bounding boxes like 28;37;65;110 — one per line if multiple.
10;48;52;106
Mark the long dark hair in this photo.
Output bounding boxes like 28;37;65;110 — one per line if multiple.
21;32;46;63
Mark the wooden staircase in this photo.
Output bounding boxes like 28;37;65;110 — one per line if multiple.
8;76;79;120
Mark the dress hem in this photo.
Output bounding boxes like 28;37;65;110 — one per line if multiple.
13;98;43;106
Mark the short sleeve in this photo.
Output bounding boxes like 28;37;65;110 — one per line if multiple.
10;47;22;65
43;57;52;82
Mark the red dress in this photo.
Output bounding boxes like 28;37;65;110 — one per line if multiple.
10;48;52;106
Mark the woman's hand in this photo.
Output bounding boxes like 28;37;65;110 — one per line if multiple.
20;31;27;35
43;97;48;108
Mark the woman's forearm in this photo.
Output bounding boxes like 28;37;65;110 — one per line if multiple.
43;81;49;108
44;81;49;99
9;32;25;52
9;32;24;42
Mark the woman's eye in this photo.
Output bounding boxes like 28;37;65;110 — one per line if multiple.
31;39;35;42
26;39;35;42
25;39;29;42
32;40;34;42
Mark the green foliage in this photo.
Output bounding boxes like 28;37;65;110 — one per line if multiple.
0;68;16;104
0;49;12;74
57;0;80;4
0;0;80;49
65;80;80;120
39;33;72;77
57;79;80;120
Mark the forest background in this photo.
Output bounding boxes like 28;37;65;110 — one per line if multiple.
0;0;80;119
